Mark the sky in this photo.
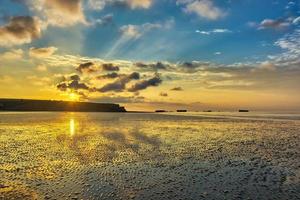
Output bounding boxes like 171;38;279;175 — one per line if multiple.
0;0;300;112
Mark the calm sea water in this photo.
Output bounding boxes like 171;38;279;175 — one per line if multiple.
0;112;299;199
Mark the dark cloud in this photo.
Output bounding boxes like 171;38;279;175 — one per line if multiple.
135;61;169;71
57;82;68;91
97;80;126;92
177;61;213;73
97;72;119;79
70;74;80;81
97;72;140;92
159;92;168;97
57;79;89;91
76;62;97;73
171;87;183;91
126;72;140;80
68;80;89;90
102;63;120;71
56;71;142;94
0;16;41;46
128;75;162;92
57;74;89;91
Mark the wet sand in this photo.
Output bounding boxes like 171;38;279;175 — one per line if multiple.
0;112;299;199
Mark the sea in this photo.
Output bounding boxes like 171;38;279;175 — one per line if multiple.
0;112;299;199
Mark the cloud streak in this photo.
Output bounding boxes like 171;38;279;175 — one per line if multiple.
87;0;153;10
29;46;58;58
196;28;232;35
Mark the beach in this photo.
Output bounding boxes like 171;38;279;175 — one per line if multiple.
0;112;299;199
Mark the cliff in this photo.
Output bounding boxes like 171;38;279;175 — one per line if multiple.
0;99;126;112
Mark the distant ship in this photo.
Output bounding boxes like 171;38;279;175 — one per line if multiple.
239;109;249;112
0;99;126;112
177;110;187;112
155;110;167;113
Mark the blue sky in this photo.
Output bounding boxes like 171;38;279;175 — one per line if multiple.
0;0;300;111
1;0;299;63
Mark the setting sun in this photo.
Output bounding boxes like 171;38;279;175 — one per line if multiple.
69;93;79;102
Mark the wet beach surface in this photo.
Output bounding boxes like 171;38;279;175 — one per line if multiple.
0;112;300;199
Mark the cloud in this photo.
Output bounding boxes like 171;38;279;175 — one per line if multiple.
75;61;122;74
76;62;98;73
87;0;107;10
159;92;168;97
125;0;152;9
102;63;120;71
293;17;300;25
258;19;290;30
135;62;170;71
0;49;24;60
178;0;225;20
36;64;47;72
0;16;41;47
87;0;153;10
258;61;276;71
251;61;276;73
120;20;173;40
28;0;86;27
120;24;142;39
97;80;126;92
92;14;114;26
26;75;51;86
177;61;212;73
170;87;183;91
128;74;162;92
70;74;81;81
57;74;90;92
97;72;120;79
29;46;57;58
249;16;300;30
196;28;232;35
271;29;300;65
97;72;140;92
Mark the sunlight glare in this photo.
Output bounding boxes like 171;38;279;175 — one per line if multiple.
69;93;78;101
70;118;75;136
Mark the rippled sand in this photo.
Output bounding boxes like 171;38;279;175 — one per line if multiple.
0;112;299;199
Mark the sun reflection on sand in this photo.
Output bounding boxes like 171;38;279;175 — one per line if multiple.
69;118;75;136
1;113;300;199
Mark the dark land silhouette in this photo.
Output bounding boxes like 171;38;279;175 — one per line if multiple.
0;99;126;112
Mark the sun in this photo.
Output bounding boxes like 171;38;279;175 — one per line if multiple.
69;93;79;101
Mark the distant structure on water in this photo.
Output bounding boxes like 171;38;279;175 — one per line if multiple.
155;110;167;113
239;109;249;112
0;99;126;112
177;110;187;112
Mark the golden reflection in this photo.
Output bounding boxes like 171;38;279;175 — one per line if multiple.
70;119;75;136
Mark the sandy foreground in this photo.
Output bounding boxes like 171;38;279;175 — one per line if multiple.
0;112;299;199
